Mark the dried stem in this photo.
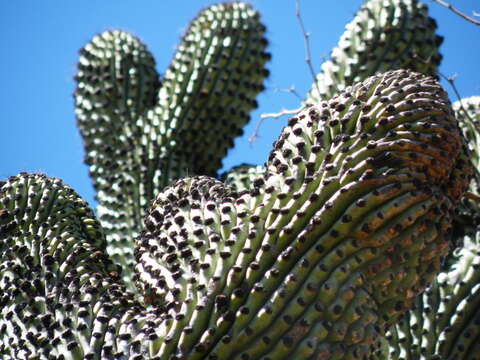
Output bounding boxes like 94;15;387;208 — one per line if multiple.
248;106;304;143
431;0;480;25
295;0;321;96
274;85;302;100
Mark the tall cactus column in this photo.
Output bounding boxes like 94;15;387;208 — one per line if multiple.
74;2;270;287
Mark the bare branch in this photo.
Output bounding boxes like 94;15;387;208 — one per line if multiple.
259;107;304;120
295;0;321;96
431;0;480;25
274;85;302;100
248;106;304;143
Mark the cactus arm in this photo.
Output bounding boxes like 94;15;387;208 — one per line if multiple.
75;30;161;286
133;70;470;358
158;2;270;178
373;96;480;359
0;173;138;358
74;2;270;289
306;0;443;103
454;97;480;171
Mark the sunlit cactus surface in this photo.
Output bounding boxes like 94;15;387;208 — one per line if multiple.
1;1;479;359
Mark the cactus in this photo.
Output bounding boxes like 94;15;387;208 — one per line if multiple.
1;1;480;359
74;2;270;288
369;98;480;359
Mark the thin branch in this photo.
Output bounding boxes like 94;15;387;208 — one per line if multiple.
431;0;480;25
274;85;302;100
248;106;304;143
259;107;304;120
295;0;321;96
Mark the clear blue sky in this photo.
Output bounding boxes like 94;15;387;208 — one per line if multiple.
2;1;479;209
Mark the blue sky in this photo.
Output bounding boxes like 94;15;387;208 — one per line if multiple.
2;0;479;209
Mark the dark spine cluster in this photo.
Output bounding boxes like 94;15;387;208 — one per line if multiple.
0;174;149;359
220;163;266;192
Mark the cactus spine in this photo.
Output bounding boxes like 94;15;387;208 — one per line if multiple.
1;1;480;359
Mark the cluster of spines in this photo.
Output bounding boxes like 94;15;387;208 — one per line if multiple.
306;0;443;103
373;234;480;359
133;69;468;359
0;174;138;358
368;97;480;360
74;1;270;288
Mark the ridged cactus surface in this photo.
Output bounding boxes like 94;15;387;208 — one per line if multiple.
75;2;270;287
451;97;480;241
371;97;480;360
0;69;471;359
306;0;442;103
454;97;480;170
374;233;480;359
134;69;470;359
2;0;480;359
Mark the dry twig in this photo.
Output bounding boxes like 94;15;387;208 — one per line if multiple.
274;85;302;100
431;0;480;25
295;0;320;96
248;106;304;143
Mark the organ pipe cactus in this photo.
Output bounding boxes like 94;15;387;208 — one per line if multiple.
1;1;479;359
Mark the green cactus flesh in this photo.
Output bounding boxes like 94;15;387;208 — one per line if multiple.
1;69;471;359
451;97;480;241
373;233;480;360
306;0;442;103
74;2;270;288
368;97;480;360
